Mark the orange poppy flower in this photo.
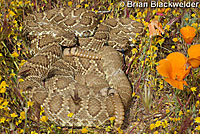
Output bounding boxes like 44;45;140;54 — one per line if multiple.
188;44;200;68
180;26;196;44
148;20;164;37
157;52;191;90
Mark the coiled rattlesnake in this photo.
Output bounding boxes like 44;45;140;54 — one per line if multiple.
17;7;144;128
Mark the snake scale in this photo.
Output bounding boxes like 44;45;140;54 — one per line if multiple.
17;7;144;128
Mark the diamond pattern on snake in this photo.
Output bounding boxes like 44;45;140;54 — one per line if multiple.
17;7;144;128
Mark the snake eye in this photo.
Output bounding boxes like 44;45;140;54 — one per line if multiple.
107;88;116;96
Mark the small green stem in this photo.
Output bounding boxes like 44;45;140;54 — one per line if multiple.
23;99;28;134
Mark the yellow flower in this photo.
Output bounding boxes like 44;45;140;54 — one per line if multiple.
16;119;22;125
0;97;3;104
20;111;25;120
11;113;18;118
0;117;6;123
109;116;115;124
165;8;171;13
10;73;16;77
11;52;19;58
18;1;23;6
157;38;165;45
132;92;136;97
19;60;27;67
157;8;165;13
191;87;197;92
155;120;162;127
18;79;24;82
152;9;157;14
10;1;15;5
57;127;61;129
40;106;44;115
129;15;135;20
177;117;180;121
166;109;170;114
135;33;140;38
31;131;38;134
25;1;30;5
162;120;168;128
13;35;17;40
105;126;112;132
67;113;74;118
27;101;34;107
76;4;81;8
117;127;123;134
85;4;89;8
154;15;159;20
171;45;175;49
154;131;159;134
172;38;178;42
195;117;200;123
165;25;170;31
176;22;180;27
196;101;199;107
191;13;196;17
9;10;16;16
136;19;141;23
192;23;198;28
0;53;3;56
6;118;11;123
19;128;24;133
150;123;155;130
40;116;48;122
2;100;8;106
195;125;200;130
0;81;8;88
179;111;183;116
81;128;88;133
68;1;72;7
0;105;4;109
109;117;115;121
132;39;136;44
0;87;6;93
136;12;142;17
143;21;149;28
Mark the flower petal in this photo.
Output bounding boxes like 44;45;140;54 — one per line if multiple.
166;52;188;79
182;37;195;44
180;26;196;37
148;20;164;37
188;57;200;68
188;44;200;68
156;59;172;78
180;26;196;44
164;78;187;90
188;44;200;58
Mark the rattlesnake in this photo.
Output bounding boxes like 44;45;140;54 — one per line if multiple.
17;7;144;128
